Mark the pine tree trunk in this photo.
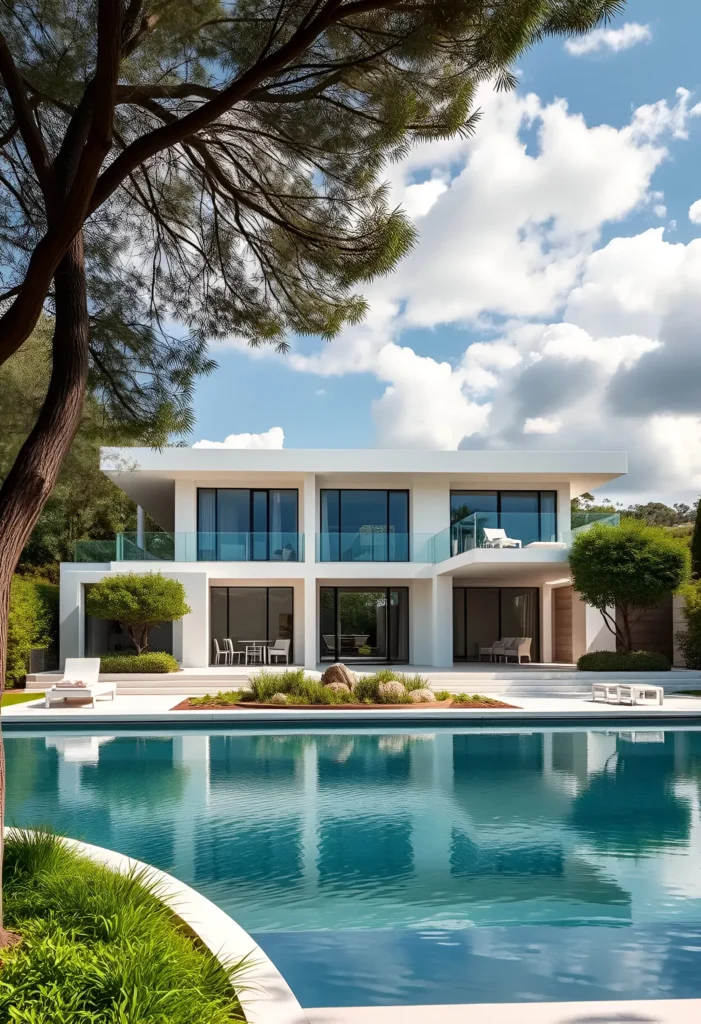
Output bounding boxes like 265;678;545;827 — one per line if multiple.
0;231;89;943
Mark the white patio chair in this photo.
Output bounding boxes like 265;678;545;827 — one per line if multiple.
224;639;244;664
45;658;116;709
479;639;509;662
267;639;290;665
483;528;522;549
245;643;265;665
502;637;532;664
213;639;230;665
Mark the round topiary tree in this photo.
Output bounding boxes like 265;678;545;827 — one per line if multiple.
86;573;191;655
569;520;689;652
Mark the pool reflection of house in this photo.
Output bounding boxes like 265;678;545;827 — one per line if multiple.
28;726;701;933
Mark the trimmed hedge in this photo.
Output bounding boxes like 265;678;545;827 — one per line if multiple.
6;577;58;688
577;650;671;672
100;652;179;674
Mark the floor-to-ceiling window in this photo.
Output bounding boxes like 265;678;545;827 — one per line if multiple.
319;490;409;561
450;491;556;552
198;488;299;561
320;587;409;661
453;587;540;662
210;586;294;663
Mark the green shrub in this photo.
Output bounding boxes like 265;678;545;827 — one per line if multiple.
1;830;245;1024
100;652;179;673
676;580;701;668
353;670;426;702
577;650;671;672
6;576;58;687
86;573;190;654
248;669;355;704
190;690;250;706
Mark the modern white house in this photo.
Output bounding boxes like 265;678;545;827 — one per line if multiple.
60;447;627;669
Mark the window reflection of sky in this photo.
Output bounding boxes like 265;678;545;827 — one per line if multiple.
6;725;701;1007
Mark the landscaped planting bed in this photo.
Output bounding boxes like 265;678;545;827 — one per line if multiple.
173;668;518;710
0;831;245;1023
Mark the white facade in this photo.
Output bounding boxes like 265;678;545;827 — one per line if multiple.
60;448;627;668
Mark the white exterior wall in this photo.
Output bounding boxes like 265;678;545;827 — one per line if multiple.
60;448;628;668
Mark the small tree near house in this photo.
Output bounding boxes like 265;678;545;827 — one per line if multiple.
569;519;688;652
86;573;190;655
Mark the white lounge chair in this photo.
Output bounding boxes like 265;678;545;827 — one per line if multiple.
267;638;290;665
483;528;522;549
617;683;664;706
45;659;116;709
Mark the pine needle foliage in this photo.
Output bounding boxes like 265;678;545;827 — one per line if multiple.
0;0;626;425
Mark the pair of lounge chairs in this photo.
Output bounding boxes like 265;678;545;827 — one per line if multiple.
592;682;664;706
480;637;532;664
44;659;116;708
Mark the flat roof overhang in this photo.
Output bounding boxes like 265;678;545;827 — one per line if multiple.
101;448;627;530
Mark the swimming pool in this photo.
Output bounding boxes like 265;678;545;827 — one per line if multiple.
6;723;701;1007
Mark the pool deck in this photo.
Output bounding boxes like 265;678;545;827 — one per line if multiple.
4;692;701;725
306;998;701;1023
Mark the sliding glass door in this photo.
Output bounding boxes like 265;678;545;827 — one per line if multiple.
210;587;293;663
453;587;539;662
198;488;299;560
320;587;409;661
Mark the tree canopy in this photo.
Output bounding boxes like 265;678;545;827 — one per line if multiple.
85;572;190;653
569;520;689;651
0;317;182;572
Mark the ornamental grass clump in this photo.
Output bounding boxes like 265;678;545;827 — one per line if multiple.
1;830;245;1023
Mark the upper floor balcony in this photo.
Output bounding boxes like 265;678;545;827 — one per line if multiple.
71;513;619;564
73;531;304;563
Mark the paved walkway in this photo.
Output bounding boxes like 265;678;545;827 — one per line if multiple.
4;693;701;724
306;999;701;1023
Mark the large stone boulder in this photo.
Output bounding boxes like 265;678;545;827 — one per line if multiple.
321;664;356;690
377;681;408;704
408;688;437;703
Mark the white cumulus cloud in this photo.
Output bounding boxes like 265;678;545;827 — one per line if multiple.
565;22;652;57
689;199;701;224
193;427;285;449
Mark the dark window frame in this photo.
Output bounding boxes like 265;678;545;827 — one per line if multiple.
197;488;299;561
450;490;557;542
319;585;409;662
452;585;540;663
319;488;410;561
209;585;294;664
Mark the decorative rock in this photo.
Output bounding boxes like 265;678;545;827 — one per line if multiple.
377;681;408;704
408;688;437;703
325;681;351;693
269;692;288;705
321;664;356;690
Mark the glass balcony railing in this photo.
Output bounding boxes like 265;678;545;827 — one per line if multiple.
316;532;435;562
73;532;304;562
430;510;620;560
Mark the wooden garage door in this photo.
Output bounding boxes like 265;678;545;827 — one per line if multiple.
552;586;573;663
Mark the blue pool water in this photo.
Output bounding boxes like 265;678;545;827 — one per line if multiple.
6;723;701;1007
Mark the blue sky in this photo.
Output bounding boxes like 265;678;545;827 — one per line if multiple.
192;2;701;503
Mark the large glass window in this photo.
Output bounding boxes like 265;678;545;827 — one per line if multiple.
320;587;409;661
209;586;293;663
453;586;539;662
320;489;410;561
450;490;557;551
197;489;298;560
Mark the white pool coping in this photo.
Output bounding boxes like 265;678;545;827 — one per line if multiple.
9;832;308;1024
3;692;701;725
306;998;701;1023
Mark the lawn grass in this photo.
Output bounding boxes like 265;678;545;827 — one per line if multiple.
1;830;245;1023
1;690;44;707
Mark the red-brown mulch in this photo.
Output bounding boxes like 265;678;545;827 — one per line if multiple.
171;697;518;711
